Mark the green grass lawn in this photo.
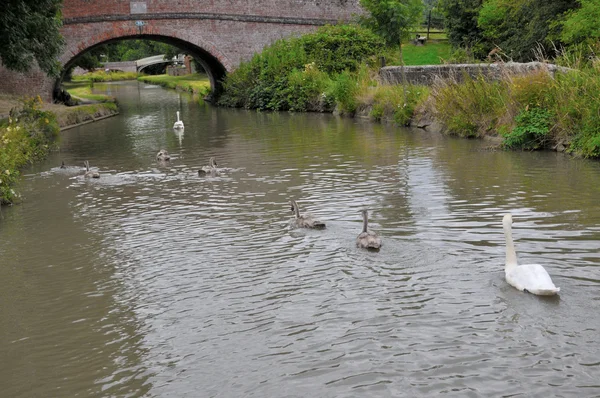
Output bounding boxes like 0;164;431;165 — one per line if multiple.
403;41;453;65
64;83;116;103
137;73;211;95
383;40;453;66
71;71;139;82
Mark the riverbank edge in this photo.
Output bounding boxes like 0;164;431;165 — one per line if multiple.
53;102;119;131
0;99;119;205
137;74;211;97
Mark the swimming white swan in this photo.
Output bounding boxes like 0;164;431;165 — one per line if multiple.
156;149;170;161
173;111;184;129
84;161;100;178
289;199;326;229
503;214;560;295
356;209;382;250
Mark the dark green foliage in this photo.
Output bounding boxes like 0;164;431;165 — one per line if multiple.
502;107;554;150
440;0;578;61
328;72;358;114
438;0;486;57
359;0;424;46
300;25;384;74
219;24;383;111
73;52;104;72
558;0;600;46
571;115;600;158
478;0;578;61
0;0;64;76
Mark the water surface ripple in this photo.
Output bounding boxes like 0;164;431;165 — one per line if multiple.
1;82;599;397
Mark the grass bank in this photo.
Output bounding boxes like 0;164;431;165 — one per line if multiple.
137;73;211;97
217;23;600;159
426;63;600;157
71;71;139;83
0;97;59;205
0;95;118;205
65;84;117;103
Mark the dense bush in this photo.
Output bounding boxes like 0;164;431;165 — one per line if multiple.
0;96;59;204
429;63;600;157
218;24;384;111
502;107;554;150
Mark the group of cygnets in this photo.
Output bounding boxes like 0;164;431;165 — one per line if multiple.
290;199;382;250
159;151;383;250
153;148;561;296
68;111;560;296
156;149;218;176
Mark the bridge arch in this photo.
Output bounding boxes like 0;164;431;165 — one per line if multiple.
136;55;184;73
0;0;363;101
58;26;229;100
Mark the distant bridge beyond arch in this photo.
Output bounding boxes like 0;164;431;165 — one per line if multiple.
136;54;184;73
0;0;362;102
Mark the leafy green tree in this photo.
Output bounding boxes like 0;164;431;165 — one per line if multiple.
558;0;600;46
478;0;578;61
359;0;423;101
438;0;485;57
359;0;424;47
0;0;64;76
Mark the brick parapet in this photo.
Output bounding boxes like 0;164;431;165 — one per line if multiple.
0;0;362;100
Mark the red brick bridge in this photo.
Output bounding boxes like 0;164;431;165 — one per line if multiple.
0;0;361;101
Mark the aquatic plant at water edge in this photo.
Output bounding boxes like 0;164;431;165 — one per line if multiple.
428;61;600;157
364;84;430;125
430;73;508;137
502;107;554;150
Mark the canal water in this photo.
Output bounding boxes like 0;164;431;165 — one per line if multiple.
1;81;599;397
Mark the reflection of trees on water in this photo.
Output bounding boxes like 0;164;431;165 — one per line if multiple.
432;139;600;227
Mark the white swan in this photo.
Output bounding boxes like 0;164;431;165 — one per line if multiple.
357;209;382;250
173;111;184;129
503;214;560;295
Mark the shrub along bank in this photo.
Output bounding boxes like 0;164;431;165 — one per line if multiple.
218;24;600;159
0;97;60;205
218;24;385;112
428;62;600;157
0;96;118;205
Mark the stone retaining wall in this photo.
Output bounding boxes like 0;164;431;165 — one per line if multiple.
380;62;572;86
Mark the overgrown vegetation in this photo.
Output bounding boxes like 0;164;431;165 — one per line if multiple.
0;96;59;204
218;24;385;111
363;83;430;126
216;16;600;158
429;61;600;157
